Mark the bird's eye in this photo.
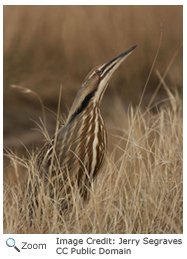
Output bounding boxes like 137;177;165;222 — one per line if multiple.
95;69;102;75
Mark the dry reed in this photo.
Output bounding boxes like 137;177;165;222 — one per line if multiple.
3;84;183;234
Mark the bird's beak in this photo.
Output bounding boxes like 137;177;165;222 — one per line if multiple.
100;45;137;78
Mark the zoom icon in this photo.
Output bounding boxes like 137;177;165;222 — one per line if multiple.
6;238;20;252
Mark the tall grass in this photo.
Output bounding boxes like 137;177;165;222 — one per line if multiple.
3;5;183;234
3;85;183;234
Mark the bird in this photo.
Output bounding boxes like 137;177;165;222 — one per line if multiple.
36;45;137;200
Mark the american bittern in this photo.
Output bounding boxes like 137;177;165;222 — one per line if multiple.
37;45;136;198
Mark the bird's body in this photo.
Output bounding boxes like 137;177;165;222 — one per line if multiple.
37;45;136;198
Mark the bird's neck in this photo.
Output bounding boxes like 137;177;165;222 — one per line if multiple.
66;92;102;125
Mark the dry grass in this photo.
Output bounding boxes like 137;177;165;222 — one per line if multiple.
3;5;183;234
3;87;183;234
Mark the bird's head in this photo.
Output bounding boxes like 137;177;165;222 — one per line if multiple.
67;45;137;124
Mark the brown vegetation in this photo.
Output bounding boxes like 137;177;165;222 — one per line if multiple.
3;6;183;234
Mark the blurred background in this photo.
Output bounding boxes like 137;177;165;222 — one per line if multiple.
3;5;183;159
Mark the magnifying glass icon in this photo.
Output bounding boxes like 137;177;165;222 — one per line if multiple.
6;238;20;252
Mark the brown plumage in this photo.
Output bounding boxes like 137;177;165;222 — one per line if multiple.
36;45;137;199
